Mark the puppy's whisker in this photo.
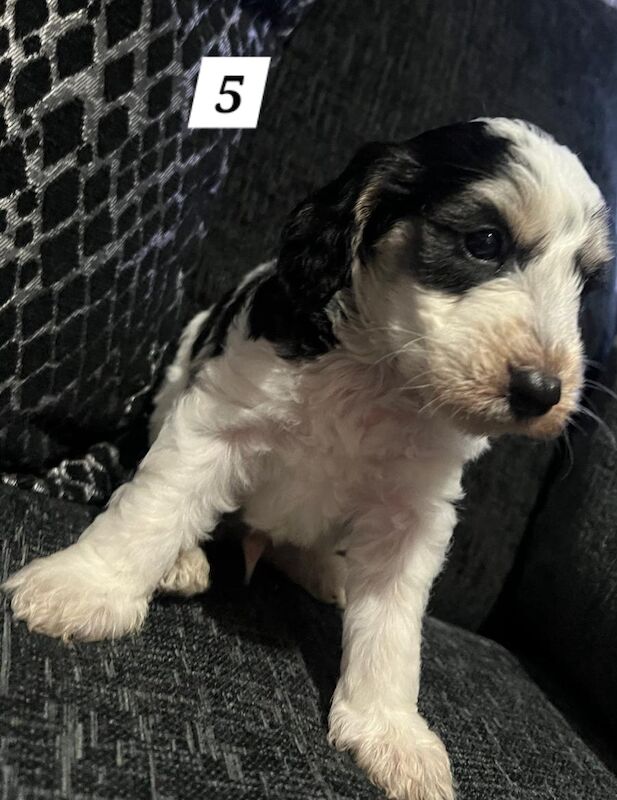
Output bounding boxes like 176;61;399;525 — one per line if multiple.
584;379;617;403
576;406;617;448
417;393;449;417
567;417;585;437
561;429;575;478
397;368;435;388
372;337;429;366
363;325;441;346
395;379;438;397
583;357;604;370
428;398;455;420
395;383;436;393
364;324;424;336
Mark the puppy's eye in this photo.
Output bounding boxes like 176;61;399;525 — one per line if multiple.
464;228;504;261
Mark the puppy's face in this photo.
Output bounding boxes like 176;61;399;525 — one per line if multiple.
275;119;613;439
359;119;613;438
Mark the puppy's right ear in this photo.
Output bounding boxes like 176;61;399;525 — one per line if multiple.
276;143;399;309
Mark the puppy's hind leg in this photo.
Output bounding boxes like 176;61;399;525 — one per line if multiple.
267;543;347;609
158;546;211;597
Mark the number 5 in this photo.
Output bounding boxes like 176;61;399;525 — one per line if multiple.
215;76;244;114
188;57;270;129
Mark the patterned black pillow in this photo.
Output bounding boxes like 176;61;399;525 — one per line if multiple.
0;0;315;495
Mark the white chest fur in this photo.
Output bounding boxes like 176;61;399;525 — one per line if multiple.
152;312;487;549
238;347;486;547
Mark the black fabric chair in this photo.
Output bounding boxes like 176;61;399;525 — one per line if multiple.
2;1;617;797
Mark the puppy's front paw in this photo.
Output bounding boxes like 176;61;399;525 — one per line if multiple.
3;543;149;642
158;546;211;597
329;704;454;800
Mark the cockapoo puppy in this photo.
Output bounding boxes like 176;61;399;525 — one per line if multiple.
5;119;612;800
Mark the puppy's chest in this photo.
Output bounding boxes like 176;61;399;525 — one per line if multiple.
243;389;444;543
281;401;410;486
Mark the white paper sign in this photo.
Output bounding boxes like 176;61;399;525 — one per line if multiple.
188;57;271;129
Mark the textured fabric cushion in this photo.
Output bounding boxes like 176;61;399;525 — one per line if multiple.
502;343;617;743
198;0;617;631
429;438;553;629
0;0;314;479
2;484;617;799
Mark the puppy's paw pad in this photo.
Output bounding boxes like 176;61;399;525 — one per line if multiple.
158;547;211;597
3;545;149;642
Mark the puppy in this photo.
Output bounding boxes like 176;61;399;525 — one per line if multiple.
4;119;612;800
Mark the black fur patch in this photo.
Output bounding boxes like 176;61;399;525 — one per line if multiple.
361;122;511;250
190;284;235;361
246;145;391;359
195;122;516;362
190;264;276;362
410;197;535;292
247;273;340;358
361;121;514;292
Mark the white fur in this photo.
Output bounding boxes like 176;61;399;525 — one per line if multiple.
4;120;610;800
149;307;211;443
158;546;211;597
266;542;348;608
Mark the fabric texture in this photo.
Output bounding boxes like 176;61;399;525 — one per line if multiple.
501;341;617;744
1;482;617;799
0;440;127;504
199;0;617;631
0;0;315;490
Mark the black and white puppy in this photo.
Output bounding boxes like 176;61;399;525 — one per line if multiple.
5;119;612;800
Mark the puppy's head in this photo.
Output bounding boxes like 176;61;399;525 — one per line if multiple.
276;119;613;439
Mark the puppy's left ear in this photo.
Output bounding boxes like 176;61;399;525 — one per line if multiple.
276;143;401;308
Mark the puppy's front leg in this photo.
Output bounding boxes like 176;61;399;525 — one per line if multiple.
3;388;258;641
329;502;456;800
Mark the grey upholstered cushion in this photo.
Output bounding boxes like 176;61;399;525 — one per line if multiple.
2;485;616;799
429;438;554;629
503;344;617;744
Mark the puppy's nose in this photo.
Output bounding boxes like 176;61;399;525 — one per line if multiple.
508;368;561;418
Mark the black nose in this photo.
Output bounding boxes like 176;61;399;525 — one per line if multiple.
508;368;562;418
